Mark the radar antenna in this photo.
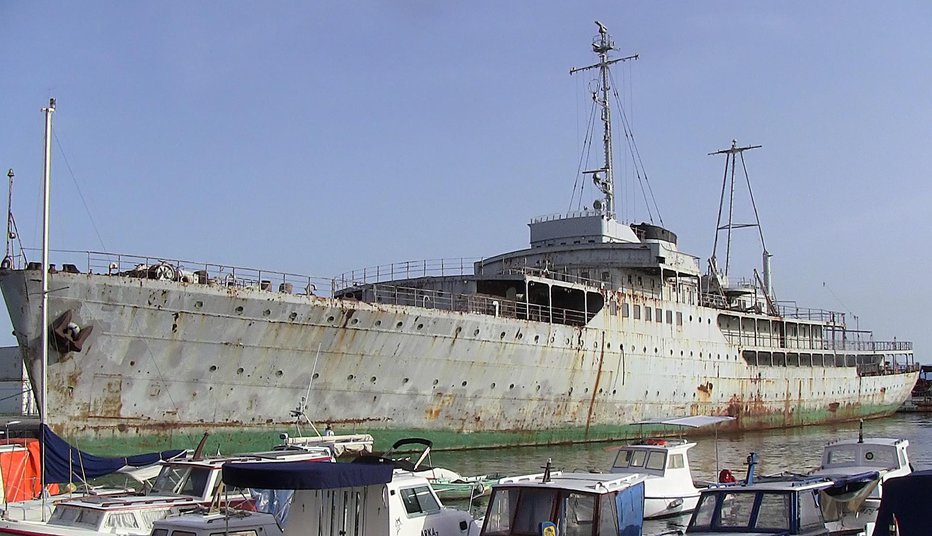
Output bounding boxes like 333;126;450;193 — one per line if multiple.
570;21;638;220
708;140;774;303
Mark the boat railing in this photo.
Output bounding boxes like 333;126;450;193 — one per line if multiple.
699;292;846;324
18;249;339;297
334;258;480;289
351;282;591;326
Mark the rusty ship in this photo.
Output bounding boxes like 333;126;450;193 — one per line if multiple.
0;23;919;455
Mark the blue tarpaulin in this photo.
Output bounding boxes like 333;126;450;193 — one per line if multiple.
872;469;932;536
222;460;394;490
42;424;186;484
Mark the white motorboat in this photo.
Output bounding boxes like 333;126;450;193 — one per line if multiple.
608;415;734;519
481;460;647;536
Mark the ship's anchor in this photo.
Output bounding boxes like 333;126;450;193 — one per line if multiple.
50;310;93;353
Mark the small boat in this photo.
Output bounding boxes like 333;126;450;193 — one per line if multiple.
608;415;735;519
382;438;500;501
0;446;333;535
221;457;479;536
808;423;912;532
481;459;647;536
685;453;880;536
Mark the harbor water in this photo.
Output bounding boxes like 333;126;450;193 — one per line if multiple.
425;412;932;534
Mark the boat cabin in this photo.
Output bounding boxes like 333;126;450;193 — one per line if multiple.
152;511;283;536
609;439;700;519
480;464;646;536
46;495;201;535
815;438;911;494
221;459;478;536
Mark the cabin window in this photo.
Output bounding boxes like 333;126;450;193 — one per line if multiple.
825;447;857;466
599;494;618;534
655;308;662;323
665;310;673;324
48;506;102;529
645;451;666;470
139;510;173;529
676;312;683;326
633;305;641;320
560;493;596;535
211;531;258;536
106;512;140;531
691;494;716;529
581;271;590;281
399;485;441;516
602;271;610;282
622;303;630;317
754;493;790;530
483;488;520;534
717;492;755;527
513;489;557;534
798;490;825;531
668;453;685;469
629;450;647;467
645;307;652;322
169;532;196;536
612;450;633;468
152;531;169;536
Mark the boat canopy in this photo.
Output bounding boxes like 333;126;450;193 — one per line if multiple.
872;469;932;536
42;424;185;484
222;460;394;490
636;416;736;427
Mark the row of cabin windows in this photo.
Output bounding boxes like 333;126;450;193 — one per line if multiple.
580;271;658;289
620;303;683;326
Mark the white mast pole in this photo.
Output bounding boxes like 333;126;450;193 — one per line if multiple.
40;97;55;519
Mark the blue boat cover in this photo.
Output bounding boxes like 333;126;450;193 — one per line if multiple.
42;424;186;484
872;469;932;536
222;460;394;490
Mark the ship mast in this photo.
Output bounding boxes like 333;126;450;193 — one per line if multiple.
570;21;637;220
708;139;772;299
40;97;55;519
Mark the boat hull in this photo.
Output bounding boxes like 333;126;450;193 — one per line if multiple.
0;269;917;455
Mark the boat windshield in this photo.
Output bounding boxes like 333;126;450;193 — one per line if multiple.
687;491;790;533
150;465;212;497
482;487;604;536
825;445;899;470
48;505;103;529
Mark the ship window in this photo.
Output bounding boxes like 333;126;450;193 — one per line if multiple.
676;312;683;326
645;307;652;321
561;493;595;535
602;271;610;281
645;451;666;470
633;305;641;320
666;310;673;324
655;308;662;323
629;451;647;467
581;271;590;281
399;485;441;516
668;454;685;469
754;493;790;531
622;303;630;317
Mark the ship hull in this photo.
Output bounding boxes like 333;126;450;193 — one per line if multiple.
0;269;917;455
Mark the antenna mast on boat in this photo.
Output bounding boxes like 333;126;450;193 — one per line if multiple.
40;97;55;520
708;140;773;299
570;21;637;220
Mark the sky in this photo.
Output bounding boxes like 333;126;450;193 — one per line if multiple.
0;2;930;358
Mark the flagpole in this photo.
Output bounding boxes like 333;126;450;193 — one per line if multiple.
40;97;55;521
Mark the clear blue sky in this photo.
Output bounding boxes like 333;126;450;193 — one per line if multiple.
1;2;930;358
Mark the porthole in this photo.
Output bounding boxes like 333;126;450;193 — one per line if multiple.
370;376;377;383
396;321;403;328
375;320;382;327
262;309;271;317
327;315;335;322
347;374;355;380
209;365;217;372
501;332;507;339
536;385;541;391
475;329;481;336
462;381;468;387
351;318;359;325
129;360;135;367
433;379;439;386
275;370;283;377
237;367;244;375
491;383;496;389
534;335;540;343
313;373;319;380
509;384;515;389
417;323;424;330
289;312;298;321
194;301;203;309
235;306;244;314
455;326;462;335
403;377;410;384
